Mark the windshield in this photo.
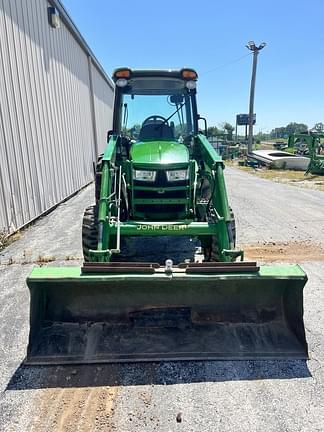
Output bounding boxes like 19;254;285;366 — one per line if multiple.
119;78;195;141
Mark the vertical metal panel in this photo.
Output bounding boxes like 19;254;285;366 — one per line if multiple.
0;0;114;233
91;62;114;154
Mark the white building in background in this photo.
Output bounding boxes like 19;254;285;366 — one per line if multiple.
0;0;114;233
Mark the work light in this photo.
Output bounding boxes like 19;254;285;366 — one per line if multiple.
116;78;128;87
133;170;156;181
186;80;196;90
166;169;189;181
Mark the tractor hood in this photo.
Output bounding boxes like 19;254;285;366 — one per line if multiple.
130;140;189;167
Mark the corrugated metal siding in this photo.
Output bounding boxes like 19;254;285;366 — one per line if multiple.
0;0;114;233
91;63;114;154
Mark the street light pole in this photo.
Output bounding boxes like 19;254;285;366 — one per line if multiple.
246;41;266;154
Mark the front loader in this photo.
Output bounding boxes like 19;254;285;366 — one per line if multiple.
26;68;308;364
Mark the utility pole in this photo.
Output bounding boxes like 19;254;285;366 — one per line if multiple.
246;41;266;154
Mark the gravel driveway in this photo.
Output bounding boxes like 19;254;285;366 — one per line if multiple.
0;167;324;432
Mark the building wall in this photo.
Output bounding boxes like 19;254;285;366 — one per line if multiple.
92;63;114;155
0;0;114;233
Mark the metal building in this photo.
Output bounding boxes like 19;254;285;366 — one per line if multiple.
0;0;114;233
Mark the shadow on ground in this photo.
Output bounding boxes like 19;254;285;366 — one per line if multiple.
115;236;200;264
7;360;311;390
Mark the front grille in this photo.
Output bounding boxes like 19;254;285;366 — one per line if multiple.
134;189;187;199
135;204;186;216
132;171;189;219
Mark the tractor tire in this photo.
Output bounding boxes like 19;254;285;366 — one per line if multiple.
82;205;98;262
229;211;236;246
203;211;236;262
82;204;121;262
199;177;236;262
203;236;220;262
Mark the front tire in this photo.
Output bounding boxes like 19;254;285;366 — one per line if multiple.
82;205;98;262
197;179;236;261
203;212;236;262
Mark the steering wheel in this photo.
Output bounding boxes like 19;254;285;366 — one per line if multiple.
142;115;168;126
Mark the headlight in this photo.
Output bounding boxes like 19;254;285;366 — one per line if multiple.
115;78;128;87
166;169;189;181
133;169;156;181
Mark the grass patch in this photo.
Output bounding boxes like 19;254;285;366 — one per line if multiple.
0;230;22;253
36;255;57;265
65;255;82;261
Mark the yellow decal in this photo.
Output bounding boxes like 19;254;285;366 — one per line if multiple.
137;225;187;231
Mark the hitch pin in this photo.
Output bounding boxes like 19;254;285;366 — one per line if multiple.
165;259;173;274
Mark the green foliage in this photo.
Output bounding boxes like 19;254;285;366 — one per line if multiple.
0;230;9;252
208;123;235;140
124;124;141;139
255;131;269;141
207;126;220;136
223;122;235;140
284;147;295;154
174;123;188;137
270;122;308;138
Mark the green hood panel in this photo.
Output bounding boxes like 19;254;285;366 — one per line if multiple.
130;141;189;166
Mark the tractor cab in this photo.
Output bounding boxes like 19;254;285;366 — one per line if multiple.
112;68;199;146
112;68;199;220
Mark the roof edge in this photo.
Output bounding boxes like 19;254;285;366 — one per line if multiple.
49;0;114;90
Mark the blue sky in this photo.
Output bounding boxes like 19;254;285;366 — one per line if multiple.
63;0;324;132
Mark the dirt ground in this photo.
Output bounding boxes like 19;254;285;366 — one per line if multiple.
244;240;324;262
30;386;118;432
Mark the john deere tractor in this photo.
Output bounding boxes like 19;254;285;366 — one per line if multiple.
82;68;237;265
26;68;308;364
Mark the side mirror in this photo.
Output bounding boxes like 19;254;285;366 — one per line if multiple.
198;115;208;137
107;130;113;142
170;94;184;104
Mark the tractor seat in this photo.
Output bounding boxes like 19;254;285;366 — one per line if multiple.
139;122;174;141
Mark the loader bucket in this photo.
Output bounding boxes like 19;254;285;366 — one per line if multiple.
25;264;308;364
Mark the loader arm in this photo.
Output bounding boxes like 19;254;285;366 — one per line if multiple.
196;134;236;256
95;135;118;257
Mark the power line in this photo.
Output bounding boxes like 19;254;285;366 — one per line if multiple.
200;52;252;76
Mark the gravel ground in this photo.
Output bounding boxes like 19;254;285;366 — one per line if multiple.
225;167;324;245
0;167;324;432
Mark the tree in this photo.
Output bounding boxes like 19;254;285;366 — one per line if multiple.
207;126;220;137
270;122;308;138
285;122;308;135
255;131;270;142
223;122;235;140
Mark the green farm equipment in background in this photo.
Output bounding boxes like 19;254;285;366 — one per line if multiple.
288;133;324;174
26;68;308;364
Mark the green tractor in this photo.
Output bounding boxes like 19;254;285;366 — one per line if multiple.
26;68;308;364
288;133;324;175
83;68;237;264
